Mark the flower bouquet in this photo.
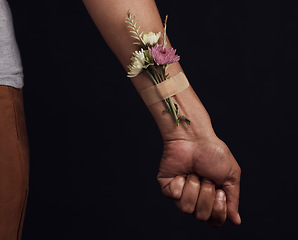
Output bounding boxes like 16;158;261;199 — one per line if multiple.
126;13;190;126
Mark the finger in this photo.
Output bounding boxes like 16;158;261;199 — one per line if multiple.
222;180;241;225
208;190;227;227
159;175;185;199
176;174;200;214
194;178;216;221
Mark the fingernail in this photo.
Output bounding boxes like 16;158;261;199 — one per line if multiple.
218;191;226;201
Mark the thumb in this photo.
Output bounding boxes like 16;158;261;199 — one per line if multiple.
157;175;185;200
222;180;241;225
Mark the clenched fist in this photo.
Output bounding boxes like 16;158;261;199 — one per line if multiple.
157;135;241;226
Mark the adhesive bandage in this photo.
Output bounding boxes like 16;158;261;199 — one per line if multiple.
140;72;189;106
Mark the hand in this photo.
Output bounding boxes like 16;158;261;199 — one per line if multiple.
157;136;241;226
174;174;228;227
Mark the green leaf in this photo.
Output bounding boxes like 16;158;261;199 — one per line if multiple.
130;34;140;39
162;109;169;114
126;13;145;46
179;116;191;125
143;63;154;69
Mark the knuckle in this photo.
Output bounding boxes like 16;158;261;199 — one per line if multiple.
233;167;241;182
157;179;163;188
171;188;182;200
234;163;241;174
188;178;200;187
229;165;241;183
214;140;229;156
201;185;215;195
237;166;242;177
156;173;162;185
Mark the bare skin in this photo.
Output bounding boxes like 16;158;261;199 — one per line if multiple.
82;0;241;226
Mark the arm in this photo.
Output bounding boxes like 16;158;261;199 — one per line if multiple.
82;0;241;226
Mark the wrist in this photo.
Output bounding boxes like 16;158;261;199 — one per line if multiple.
131;62;215;142
149;86;216;142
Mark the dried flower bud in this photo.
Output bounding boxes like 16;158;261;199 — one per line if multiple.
143;32;161;46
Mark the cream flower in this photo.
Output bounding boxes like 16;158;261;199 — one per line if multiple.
143;32;161;46
127;49;146;77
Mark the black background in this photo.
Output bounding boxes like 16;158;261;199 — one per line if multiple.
7;0;298;239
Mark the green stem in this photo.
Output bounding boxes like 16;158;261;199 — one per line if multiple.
163;99;172;113
151;67;162;83
145;70;158;85
168;97;179;126
160;66;179;125
146;69;179;126
159;65;165;81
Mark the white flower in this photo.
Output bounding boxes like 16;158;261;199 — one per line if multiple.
127;49;146;77
143;32;161;46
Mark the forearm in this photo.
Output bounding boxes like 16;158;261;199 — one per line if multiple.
82;0;164;79
82;0;215;140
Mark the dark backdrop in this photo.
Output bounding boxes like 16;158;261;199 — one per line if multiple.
7;0;297;239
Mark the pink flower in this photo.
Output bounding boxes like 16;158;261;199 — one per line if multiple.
149;44;180;65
